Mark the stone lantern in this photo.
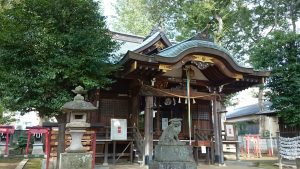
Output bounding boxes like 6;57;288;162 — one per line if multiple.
59;86;97;169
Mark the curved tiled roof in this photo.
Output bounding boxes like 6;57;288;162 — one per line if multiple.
158;39;245;67
132;31;172;53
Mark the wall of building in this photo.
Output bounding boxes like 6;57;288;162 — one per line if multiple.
259;116;279;138
226;115;279;137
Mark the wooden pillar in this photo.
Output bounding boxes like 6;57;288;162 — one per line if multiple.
103;128;109;166
130;141;133;163
217;103;224;164
212;93;220;164
212;90;224;165
103;142;108;165
113;141;116;165
156;98;161;135
144;96;153;165
131;95;139;126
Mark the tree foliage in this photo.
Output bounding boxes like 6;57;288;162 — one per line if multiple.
112;0;300;64
113;0;155;36
0;103;15;124
250;31;300;126
0;0;12;12
0;0;118;118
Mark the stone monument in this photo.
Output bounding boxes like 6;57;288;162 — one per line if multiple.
59;86;97;169
150;118;197;169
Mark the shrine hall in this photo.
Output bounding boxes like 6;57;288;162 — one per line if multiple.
84;30;269;165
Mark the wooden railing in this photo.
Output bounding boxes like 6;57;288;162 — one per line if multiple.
131;126;144;161
193;128;214;143
93;126;144;164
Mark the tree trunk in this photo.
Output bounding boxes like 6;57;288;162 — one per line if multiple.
214;14;223;43
289;2;297;32
56;114;66;169
258;84;264;111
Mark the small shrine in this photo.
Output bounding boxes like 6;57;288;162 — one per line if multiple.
0;125;14;157
25;126;49;157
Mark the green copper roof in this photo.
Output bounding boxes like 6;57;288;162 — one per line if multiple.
158;40;230;57
157;39;244;67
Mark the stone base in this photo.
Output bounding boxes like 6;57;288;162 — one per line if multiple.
296;158;300;169
32;143;44;155
151;161;197;169
151;144;197;169
59;152;92;169
41;158;56;169
96;165;110;169
154;145;194;162
0;143;7;155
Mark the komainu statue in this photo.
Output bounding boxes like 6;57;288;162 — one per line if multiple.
150;118;196;169
158;118;184;145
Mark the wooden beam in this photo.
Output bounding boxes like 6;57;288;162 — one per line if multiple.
139;85;213;100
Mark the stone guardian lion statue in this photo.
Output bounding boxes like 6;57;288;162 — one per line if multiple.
158;118;184;145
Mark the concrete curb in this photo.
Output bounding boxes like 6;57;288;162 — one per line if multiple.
15;159;29;169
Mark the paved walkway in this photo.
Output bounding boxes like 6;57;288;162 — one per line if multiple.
96;160;278;169
15;159;28;169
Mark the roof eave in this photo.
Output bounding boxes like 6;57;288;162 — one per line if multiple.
133;32;172;53
155;47;269;76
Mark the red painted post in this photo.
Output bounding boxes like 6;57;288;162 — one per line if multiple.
25;131;31;156
45;131;48;157
92;132;96;169
5;129;9;156
46;130;49;169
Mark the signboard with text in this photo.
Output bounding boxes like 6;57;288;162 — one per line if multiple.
111;119;127;140
162;118;168;130
224;122;236;140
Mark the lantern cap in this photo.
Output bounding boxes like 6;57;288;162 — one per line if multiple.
62;86;97;112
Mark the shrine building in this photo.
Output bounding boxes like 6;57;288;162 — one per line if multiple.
85;30;269;165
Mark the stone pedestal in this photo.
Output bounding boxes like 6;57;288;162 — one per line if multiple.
97;165;110;169
150;145;196;169
151;162;197;169
65;129;86;153
32;141;44;156
0;142;7;155
59;152;92;169
41;158;56;169
296;158;300;169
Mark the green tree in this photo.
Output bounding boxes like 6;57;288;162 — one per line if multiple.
250;31;300;126
113;0;155;36
0;0;12;12
0;0;117;118
113;0;299;63
0;103;15;124
0;0;118;162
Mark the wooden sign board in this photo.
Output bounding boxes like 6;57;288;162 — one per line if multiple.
224;122;237;141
